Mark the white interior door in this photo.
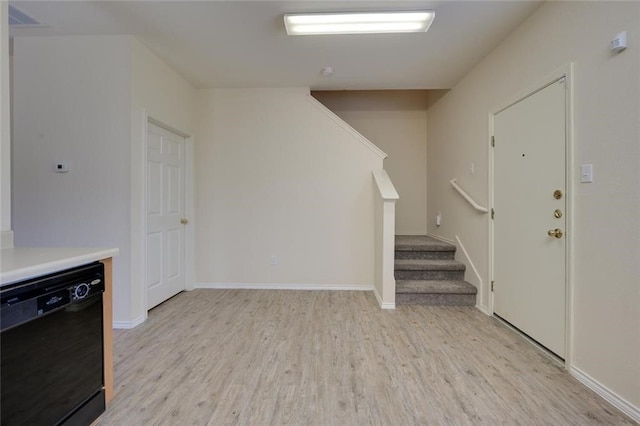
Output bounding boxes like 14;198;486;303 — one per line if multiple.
493;79;567;358
147;122;186;309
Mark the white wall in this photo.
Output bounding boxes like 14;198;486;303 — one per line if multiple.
0;2;12;247
195;88;384;288
129;37;196;325
12;36;132;321
12;35;197;325
312;90;427;235
13;37;131;318
427;2;639;413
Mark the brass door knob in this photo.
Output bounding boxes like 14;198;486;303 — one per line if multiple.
180;218;189;225
547;228;563;238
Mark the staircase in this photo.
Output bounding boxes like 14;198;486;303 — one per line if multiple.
395;236;477;306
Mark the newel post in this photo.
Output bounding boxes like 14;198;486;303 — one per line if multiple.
373;170;399;309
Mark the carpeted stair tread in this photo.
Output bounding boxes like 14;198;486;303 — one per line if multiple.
394;235;477;306
395;259;465;271
395;235;456;252
396;280;477;295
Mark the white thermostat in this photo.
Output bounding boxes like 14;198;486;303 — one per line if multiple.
611;31;627;53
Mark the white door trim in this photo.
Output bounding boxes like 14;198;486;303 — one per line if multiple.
131;109;195;324
488;63;574;368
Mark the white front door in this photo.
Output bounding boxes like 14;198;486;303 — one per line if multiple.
493;78;567;358
147;122;186;309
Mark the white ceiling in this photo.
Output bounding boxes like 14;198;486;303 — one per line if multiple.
9;1;542;90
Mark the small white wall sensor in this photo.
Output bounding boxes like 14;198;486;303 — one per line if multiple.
611;31;627;53
55;163;69;173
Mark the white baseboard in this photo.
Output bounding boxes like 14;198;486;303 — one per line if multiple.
113;313;146;330
429;233;489;314
454;235;485;312
1;230;14;248
373;286;395;309
454;235;482;288
195;282;374;291
426;233;456;245
570;366;640;423
476;305;492;316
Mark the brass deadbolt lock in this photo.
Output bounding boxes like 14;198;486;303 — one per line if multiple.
553;190;563;200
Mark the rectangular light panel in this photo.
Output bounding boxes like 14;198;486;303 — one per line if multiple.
284;11;435;36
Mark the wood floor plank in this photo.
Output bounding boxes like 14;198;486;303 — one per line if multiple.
96;290;634;425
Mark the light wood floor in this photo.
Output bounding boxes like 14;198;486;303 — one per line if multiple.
97;290;633;425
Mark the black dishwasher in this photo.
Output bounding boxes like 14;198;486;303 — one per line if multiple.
1;262;106;426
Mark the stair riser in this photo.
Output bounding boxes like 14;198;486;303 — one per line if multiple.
395;250;455;260
395;270;465;281
396;293;476;306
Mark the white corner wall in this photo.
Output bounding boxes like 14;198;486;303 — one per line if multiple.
12;35;197;326
312;90;428;235
0;3;12;247
195;88;384;288
129;37;196;325
12;36;133;321
427;1;639;413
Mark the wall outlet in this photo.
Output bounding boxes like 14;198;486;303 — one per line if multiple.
270;255;278;265
55;163;69;173
436;212;442;227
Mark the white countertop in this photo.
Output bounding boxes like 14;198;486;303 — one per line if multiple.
0;247;119;286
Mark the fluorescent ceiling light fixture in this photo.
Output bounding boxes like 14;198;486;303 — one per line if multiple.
284;11;435;35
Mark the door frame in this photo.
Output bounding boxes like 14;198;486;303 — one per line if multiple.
132;110;195;325
488;64;574;367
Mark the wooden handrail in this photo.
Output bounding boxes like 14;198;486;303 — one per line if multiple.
450;179;489;213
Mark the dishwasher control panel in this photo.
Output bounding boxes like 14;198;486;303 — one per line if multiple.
0;262;104;331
